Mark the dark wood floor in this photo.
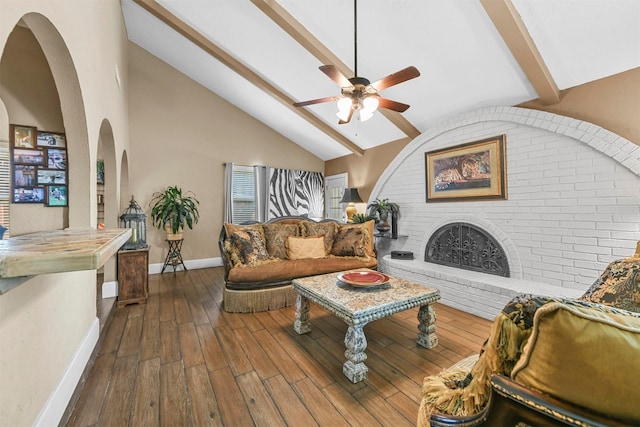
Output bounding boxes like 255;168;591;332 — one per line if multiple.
65;267;492;426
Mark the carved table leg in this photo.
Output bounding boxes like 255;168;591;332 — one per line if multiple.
343;325;368;383
417;304;439;348
294;294;311;334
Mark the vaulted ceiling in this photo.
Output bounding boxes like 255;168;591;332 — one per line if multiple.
121;0;640;160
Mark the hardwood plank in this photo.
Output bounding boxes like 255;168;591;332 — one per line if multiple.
386;390;421;425
202;298;228;329
160;360;189;426
117;315;143;357
196;323;228;372
140;317;160;361
159;320;181;364
185;364;223;426
174;290;193;324
292;377;350;426
144;293;160;321
158;278;175;322
236;370;287;426
264;375;319;426
98;306;127;354
66;352;116;427
130;357;160;426
322;382;382;427
209;366;254;426
233;327;279;380
353;386;414;427
271;330;336;388
214;325;253;376
97;354;137;426
179;322;205;369
252;328;307;383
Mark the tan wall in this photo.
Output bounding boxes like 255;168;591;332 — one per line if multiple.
128;43;324;264
0;1;130;425
326;67;640;204
519;67;640;147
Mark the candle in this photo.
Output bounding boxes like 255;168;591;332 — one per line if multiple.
131;228;137;242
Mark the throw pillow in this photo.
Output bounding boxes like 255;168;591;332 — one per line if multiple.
331;220;375;258
224;223;269;266
301;220;337;255
511;301;640;423
579;258;640;313
286;235;326;260
263;223;299;259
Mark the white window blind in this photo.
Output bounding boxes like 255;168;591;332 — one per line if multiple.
231;165;256;223
0;144;10;237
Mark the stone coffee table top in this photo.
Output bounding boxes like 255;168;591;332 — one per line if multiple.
292;269;440;326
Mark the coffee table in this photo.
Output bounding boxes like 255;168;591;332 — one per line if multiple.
292;269;441;383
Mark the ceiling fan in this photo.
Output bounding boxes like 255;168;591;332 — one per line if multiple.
293;0;420;124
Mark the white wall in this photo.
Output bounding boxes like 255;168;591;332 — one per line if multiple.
372;107;640;292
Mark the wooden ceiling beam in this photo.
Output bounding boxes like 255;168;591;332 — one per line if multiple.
251;0;421;139
480;0;560;105
133;0;365;157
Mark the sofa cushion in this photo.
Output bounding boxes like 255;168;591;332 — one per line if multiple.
227;256;378;288
224;223;270;266
330;220;375;258
579;258;640;313
263;222;299;259
301;220;337;255
511;301;640;423
286;235;326;260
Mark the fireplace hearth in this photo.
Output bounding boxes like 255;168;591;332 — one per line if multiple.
425;222;510;277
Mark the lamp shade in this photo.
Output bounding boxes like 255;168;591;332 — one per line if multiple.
340;188;363;204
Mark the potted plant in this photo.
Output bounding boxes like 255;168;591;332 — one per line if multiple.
149;186;200;240
367;198;399;233
351;213;377;224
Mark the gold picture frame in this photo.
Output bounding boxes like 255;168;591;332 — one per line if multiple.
425;135;507;202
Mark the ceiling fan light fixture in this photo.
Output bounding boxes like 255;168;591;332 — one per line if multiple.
336;97;353;121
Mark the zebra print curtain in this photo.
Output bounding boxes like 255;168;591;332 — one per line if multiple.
268;168;324;220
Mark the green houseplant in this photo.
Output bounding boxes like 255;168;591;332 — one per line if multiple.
367;198;399;232
351;213;377;224
149;186;200;240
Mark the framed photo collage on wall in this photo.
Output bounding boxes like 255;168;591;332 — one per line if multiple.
10;124;68;207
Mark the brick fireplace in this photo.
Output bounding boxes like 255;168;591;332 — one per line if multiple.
373;106;640;319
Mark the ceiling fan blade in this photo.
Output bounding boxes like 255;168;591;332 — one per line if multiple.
371;66;420;91
338;108;354;125
293;96;338;107
378;98;410;112
320;65;352;88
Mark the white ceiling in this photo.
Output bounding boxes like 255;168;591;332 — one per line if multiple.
121;0;640;161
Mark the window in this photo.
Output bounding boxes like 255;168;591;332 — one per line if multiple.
231;165;256;223
0;144;9;237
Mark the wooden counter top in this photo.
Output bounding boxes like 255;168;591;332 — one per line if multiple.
0;228;131;283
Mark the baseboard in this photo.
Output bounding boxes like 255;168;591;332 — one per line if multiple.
102;280;118;298
34;317;99;427
149;257;222;274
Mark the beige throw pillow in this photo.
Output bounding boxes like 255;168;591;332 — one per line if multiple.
286;235;326;260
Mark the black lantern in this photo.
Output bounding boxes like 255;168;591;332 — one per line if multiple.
119;196;147;250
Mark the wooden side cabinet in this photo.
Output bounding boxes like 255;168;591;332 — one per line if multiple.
117;246;149;307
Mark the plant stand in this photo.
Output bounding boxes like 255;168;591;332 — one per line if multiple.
161;239;187;274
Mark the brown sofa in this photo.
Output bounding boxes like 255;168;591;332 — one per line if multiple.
218;216;377;313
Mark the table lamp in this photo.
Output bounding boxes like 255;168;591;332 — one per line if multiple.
340;188;363;222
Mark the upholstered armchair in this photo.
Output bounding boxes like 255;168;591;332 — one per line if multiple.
418;245;640;427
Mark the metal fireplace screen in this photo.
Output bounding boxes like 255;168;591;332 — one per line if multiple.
425;223;510;277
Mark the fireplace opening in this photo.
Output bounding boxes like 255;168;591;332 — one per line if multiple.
425;222;510;277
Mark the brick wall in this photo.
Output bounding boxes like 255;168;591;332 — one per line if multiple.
372;107;640;294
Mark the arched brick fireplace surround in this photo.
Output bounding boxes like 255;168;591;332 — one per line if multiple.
372;106;640;319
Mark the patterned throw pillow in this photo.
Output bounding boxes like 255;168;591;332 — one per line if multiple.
579;258;640;313
224;223;269;266
286;235;326;259
263;223;299;259
301;220;337;255
331;220;375;257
